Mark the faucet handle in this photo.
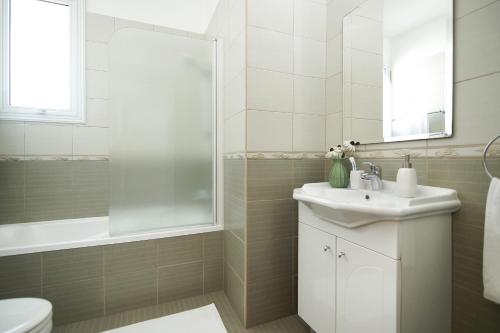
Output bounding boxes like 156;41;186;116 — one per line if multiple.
363;162;382;176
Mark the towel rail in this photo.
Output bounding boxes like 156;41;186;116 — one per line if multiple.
483;135;500;179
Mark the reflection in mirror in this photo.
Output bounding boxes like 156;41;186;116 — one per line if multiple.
343;0;453;144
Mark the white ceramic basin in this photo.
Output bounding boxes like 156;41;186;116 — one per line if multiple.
293;181;461;228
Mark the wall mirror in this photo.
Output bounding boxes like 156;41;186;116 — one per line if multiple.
342;0;453;144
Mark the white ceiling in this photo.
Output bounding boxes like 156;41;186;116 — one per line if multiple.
384;0;451;37
86;0;221;34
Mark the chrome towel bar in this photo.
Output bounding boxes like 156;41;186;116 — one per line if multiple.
483;135;500;179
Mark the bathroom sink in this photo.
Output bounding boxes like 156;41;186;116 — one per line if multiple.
293;181;461;228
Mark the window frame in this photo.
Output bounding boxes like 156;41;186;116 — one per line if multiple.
1;0;86;123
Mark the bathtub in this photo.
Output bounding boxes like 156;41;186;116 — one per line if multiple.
0;217;222;256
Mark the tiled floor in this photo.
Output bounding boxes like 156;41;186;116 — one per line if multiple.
53;291;309;333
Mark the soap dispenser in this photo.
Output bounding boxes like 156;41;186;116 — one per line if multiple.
396;155;417;198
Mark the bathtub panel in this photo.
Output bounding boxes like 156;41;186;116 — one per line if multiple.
104;240;157;276
158;234;203;267
0;230;223;326
158;262;204;303
42;247;104;286
43;277;105;324
204;258;224;293
0;253;41;297
105;269;157;314
203;231;224;260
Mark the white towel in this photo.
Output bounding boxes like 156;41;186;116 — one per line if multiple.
484;177;500;304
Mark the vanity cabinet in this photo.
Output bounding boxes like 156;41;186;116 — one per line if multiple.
297;201;452;333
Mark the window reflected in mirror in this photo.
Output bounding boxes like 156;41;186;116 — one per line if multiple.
343;0;453;144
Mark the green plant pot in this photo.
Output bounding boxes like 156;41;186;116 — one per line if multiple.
329;158;349;188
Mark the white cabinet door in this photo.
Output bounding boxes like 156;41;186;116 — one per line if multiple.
337;238;400;333
298;222;336;333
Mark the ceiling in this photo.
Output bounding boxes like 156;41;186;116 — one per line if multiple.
86;0;221;34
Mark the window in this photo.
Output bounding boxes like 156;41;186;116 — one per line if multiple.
1;0;85;122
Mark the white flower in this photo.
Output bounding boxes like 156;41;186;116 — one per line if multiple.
343;141;356;152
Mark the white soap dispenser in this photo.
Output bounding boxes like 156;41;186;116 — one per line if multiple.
396;154;417;198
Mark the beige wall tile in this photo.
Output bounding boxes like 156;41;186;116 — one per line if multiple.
86;70;109;99
294;37;326;77
73;126;109;156
228;0;246;41
454;2;500;82
86;41;108;71
326;34;342;76
0;123;24;155
326;112;343;147
224;111;246;153
248;0;294;34
86;13;115;43
86;99;109;128
294;75;326;115
225;71;246;119
248;26;294;73
293;114;326;151
247;110;293;152
326;73;343;114
293;159;325;188
429;72;500;147
294;0;327;41
25;124;73;156
247;68;294;113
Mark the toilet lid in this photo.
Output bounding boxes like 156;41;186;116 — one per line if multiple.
0;298;52;333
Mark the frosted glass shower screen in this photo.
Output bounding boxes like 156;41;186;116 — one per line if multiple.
109;29;215;235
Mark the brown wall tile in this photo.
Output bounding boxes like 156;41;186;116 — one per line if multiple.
104;240;156;276
158;262;203;303
247;238;292;283
0;253;41;297
246;274;293;327
224;263;245;325
204;259;224;293
247;160;293;201
224;231;245;281
43;247;103;286
158;234;203;267
203;231;224;260
247;199;294;242
43;278;104;325
105;269;157;314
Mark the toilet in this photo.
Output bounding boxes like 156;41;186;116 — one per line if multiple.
0;298;52;333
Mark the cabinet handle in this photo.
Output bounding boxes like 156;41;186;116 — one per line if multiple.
338;251;346;258
323;245;331;252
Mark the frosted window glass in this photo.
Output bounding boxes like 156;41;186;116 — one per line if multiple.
109;29;214;235
9;0;71;110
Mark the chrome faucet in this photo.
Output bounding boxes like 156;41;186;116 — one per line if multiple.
361;162;383;191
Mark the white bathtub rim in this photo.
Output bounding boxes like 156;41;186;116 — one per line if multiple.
0;217;223;257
